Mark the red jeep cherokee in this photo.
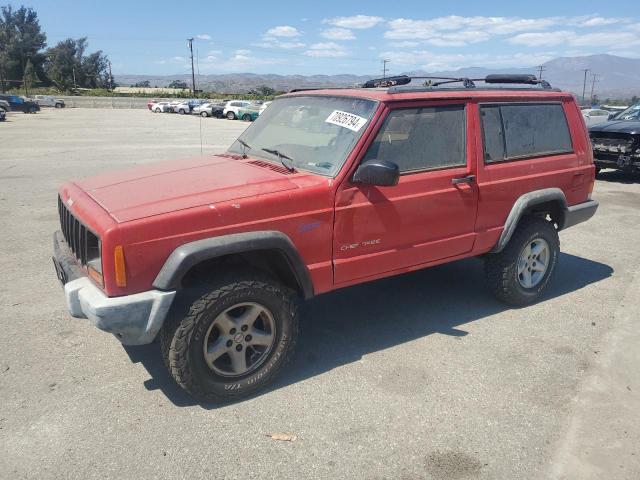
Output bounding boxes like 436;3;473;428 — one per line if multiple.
53;75;598;401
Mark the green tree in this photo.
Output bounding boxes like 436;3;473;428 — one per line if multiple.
133;80;151;88
168;80;188;89
44;37;110;90
0;5;47;93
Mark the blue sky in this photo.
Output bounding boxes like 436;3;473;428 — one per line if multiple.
19;0;639;76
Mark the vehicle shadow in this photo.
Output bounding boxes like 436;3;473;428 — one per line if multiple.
124;252;613;408
596;169;640;184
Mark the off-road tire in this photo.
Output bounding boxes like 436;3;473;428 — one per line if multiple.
160;270;299;402
484;217;559;306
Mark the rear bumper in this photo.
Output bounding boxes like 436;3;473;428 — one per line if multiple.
53;231;175;345
563;199;599;229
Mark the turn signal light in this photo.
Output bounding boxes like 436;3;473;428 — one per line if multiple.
114;245;127;287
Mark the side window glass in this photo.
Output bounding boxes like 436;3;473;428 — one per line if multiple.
481;103;573;162
363;105;466;173
480;106;505;162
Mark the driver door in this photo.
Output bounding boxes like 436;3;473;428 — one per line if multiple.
333;101;479;285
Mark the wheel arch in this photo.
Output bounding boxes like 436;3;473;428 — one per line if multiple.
153;231;314;299
491;188;568;253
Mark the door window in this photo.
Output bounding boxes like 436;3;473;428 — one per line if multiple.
362;105;466;173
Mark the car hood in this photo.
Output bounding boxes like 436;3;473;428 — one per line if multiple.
75;155;301;223
589;121;640;135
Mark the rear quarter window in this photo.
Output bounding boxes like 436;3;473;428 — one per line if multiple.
480;103;573;163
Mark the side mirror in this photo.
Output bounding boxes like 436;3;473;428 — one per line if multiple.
353;160;400;187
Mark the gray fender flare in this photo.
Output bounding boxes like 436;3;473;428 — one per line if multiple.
491;188;568;253
152;231;314;299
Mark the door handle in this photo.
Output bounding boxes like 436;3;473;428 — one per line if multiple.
451;175;475;185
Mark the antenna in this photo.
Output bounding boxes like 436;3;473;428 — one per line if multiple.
196;46;203;156
382;59;390;79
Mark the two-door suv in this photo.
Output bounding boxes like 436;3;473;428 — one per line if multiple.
53;74;598;402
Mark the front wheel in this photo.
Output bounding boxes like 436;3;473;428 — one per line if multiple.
242;114;252;122
55;103;63;108
200;111;209;117
226;111;236;120
160;271;299;402
484;217;559;306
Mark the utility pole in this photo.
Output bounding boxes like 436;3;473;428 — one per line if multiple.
536;65;546;80
581;69;589;106
72;66;77;89
382;59;390;78
590;74;599;105
108;60;113;91
187;38;196;94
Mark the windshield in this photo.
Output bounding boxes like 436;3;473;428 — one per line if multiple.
228;95;378;176
615;104;640;121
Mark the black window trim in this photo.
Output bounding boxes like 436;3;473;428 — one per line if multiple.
368;103;468;176
479;101;574;165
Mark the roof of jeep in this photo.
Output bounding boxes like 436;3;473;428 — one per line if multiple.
283;87;573;103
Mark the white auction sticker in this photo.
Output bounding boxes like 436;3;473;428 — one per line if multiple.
325;110;368;132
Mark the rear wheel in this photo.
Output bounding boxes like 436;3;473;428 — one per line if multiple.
226;111;236;120
55;103;63;108
154;107;161;113
178;109;186;115
200;111;209;117
484;217;559;306
160;271;299;402
242;114;252;122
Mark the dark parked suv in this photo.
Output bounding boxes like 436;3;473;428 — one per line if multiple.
0;94;40;113
589;103;640;174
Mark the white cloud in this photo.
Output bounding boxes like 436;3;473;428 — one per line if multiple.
305;42;349;58
234;49;251;55
320;27;356;40
324;15;383;29
265;25;301;37
254;39;306;49
574;16;629;27
196;34;211;40
509;30;640;48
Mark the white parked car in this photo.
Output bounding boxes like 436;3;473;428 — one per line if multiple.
222;100;252;120
151;101;172;113
34;95;65;108
258;101;271;115
582;108;610;127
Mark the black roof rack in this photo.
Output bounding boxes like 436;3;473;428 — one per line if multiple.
288;74;553;94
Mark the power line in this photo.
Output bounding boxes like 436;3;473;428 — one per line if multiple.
590;74;599;105
536;65;546;80
382;59;390;78
187;38;196;93
581;69;590;106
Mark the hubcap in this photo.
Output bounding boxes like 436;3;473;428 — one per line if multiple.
517;238;550;289
202;302;276;377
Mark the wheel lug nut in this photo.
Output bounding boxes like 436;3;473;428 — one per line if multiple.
226;340;233;347
241;325;248;332
236;344;243;351
230;328;236;335
245;334;252;342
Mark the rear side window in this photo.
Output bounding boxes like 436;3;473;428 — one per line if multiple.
480;103;573;162
363;105;466;173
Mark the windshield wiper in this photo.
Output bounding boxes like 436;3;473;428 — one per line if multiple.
236;138;252;158
261;148;296;172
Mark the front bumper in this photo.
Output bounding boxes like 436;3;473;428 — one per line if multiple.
53;231;175;345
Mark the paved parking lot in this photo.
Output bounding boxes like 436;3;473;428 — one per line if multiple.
1;108;639;479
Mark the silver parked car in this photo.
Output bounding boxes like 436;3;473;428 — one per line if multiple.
34;95;65;108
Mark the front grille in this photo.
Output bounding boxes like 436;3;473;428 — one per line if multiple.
58;195;91;265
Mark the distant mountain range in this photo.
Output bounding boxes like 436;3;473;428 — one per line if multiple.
115;54;640;100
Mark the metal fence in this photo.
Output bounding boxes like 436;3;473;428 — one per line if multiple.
57;96;228;109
